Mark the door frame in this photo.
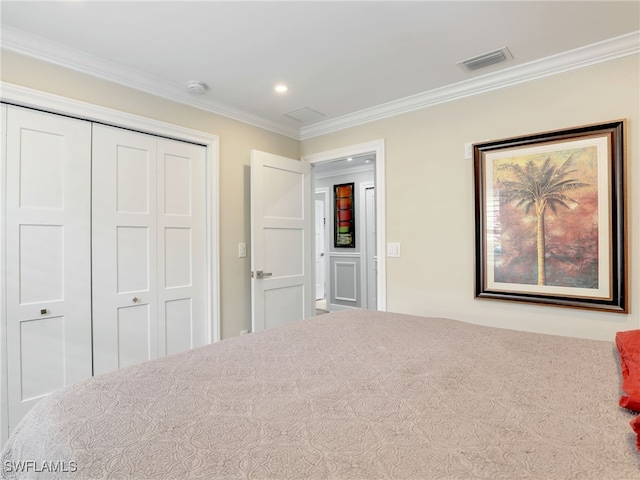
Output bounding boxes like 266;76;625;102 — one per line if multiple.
0;83;221;443
314;188;330;303
361;182;376;309
302;140;386;311
0;104;7;443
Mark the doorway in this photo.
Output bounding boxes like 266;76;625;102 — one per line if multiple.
302;139;386;315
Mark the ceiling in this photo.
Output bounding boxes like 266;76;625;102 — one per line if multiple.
1;1;639;139
314;153;375;178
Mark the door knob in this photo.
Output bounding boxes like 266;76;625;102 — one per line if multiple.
255;271;273;279
132;297;140;303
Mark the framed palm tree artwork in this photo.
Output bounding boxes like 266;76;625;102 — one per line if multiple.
473;120;627;312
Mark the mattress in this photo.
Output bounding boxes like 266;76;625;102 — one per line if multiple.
2;310;639;479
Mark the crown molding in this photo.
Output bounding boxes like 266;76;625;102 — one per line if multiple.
2;26;638;142
1;26;300;139
299;31;640;140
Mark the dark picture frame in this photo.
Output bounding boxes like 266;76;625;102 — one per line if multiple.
473;120;627;312
334;182;355;248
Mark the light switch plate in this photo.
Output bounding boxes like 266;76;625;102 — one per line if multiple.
464;142;473;160
387;242;401;258
238;243;247;258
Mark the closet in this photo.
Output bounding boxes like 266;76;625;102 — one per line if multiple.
2;105;208;431
92;124;207;375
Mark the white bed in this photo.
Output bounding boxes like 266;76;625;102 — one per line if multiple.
2;310;639;479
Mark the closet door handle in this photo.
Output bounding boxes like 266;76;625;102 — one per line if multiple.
132;297;140;303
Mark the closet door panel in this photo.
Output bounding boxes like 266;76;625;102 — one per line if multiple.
117;226;151;293
19;225;64;303
117;304;152;368
157;139;208;356
5;106;92;430
165;298;193;356
92;125;158;375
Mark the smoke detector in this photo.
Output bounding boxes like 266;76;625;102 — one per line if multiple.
186;81;208;94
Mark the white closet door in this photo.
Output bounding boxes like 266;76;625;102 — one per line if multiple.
5;106;92;429
92;127;208;374
156;139;207;356
92;125;159;375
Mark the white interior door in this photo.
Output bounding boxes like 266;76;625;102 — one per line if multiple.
5;106;92;430
92;125;159;374
315;199;326;300
251;150;312;332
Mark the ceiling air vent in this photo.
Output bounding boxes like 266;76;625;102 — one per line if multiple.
283;107;325;123
458;47;512;72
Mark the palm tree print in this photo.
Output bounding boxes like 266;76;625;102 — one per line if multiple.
497;154;589;286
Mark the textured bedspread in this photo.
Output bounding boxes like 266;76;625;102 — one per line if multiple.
2;310;639;479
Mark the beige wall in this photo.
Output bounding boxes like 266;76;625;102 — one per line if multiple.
3;50;638;341
301;55;640;341
1;51;299;339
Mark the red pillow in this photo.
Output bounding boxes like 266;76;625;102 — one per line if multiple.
616;330;640;412
632;416;640;451
616;330;640;451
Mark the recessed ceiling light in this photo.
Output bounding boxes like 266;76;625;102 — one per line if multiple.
347;157;353;162
274;84;289;93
